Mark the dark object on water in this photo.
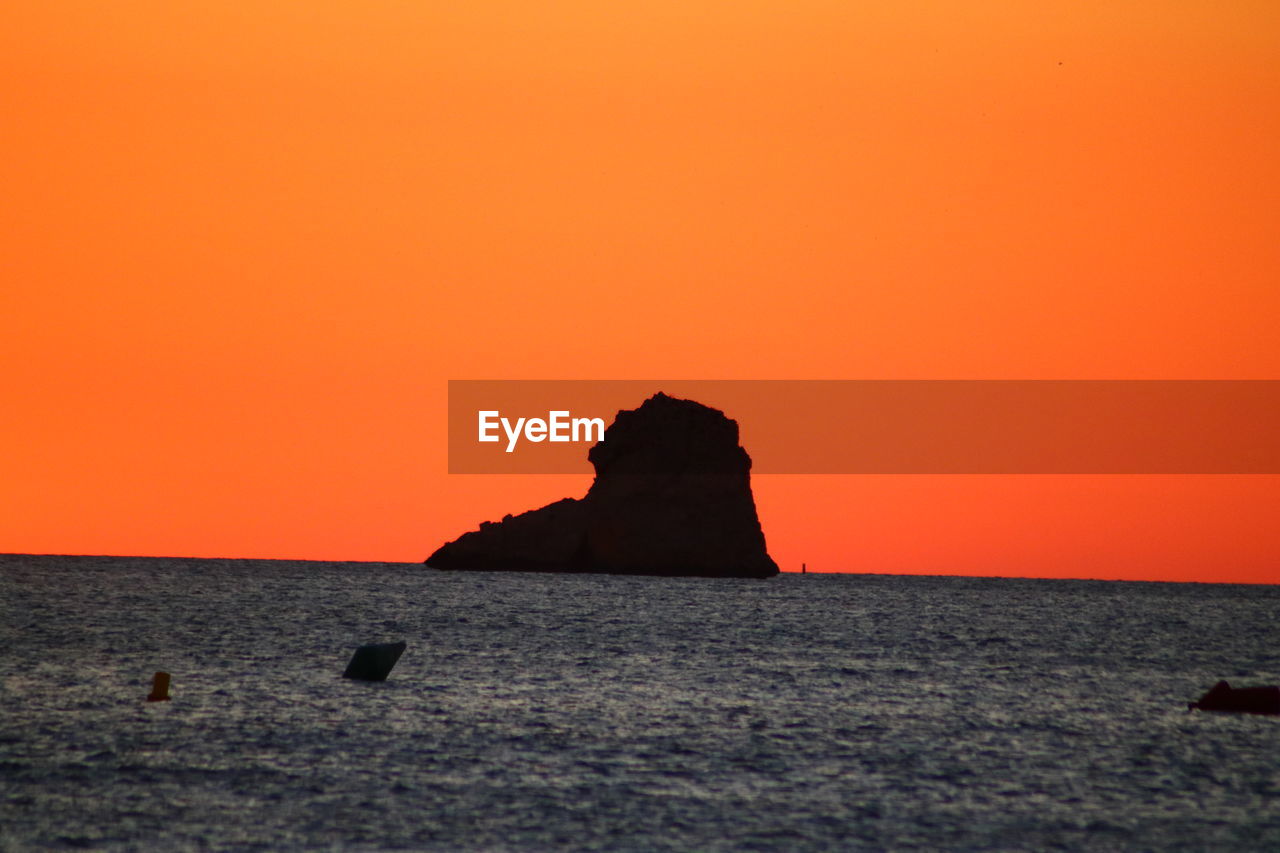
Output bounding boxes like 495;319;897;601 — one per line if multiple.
343;641;407;682
426;393;779;578
146;671;170;702
1188;680;1280;715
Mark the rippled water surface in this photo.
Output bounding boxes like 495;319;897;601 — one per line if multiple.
3;555;1280;850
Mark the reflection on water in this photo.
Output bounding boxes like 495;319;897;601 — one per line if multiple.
2;555;1279;850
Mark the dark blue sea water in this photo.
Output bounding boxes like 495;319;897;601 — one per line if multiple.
2;555;1279;851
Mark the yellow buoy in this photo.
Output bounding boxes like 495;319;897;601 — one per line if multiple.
146;671;171;702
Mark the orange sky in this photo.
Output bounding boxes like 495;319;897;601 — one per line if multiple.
3;2;1278;582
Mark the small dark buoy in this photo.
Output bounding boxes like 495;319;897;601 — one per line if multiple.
146;671;171;702
801;562;806;574
343;641;407;682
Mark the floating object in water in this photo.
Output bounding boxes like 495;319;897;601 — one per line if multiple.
146;671;171;702
342;641;407;682
1188;680;1280;715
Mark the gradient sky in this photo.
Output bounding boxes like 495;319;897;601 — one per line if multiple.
3;2;1278;582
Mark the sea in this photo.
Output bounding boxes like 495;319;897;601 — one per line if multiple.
2;555;1279;851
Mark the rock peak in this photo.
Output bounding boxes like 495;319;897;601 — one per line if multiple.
587;393;747;478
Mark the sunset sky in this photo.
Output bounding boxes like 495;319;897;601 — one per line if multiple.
3;2;1277;582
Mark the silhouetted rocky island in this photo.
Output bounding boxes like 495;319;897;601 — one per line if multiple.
427;393;779;578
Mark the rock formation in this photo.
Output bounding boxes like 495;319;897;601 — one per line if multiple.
426;393;779;578
1188;680;1280;715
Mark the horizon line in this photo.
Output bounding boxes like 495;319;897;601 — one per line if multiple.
2;552;1276;587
